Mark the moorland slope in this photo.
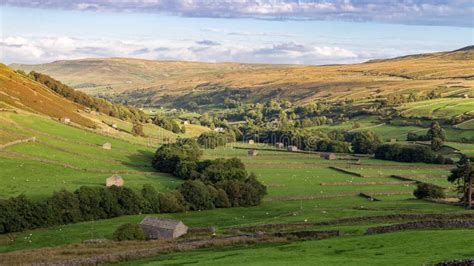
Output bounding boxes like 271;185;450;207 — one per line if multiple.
11;47;474;107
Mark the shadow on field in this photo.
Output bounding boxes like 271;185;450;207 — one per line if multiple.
123;149;155;171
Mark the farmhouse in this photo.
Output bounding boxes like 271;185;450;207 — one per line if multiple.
182;120;190;125
390;138;397;143
139;217;188;239
248;139;255;144
102;142;112;150
214;127;225;132
320;153;337;160
275;142;284;149
248;149;258;156
60;117;71;124
106;174;124;187
288;145;298;152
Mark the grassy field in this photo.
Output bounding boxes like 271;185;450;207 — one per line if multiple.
1;110;473;264
1;121;470;259
398;98;474;119
114;229;474;266
306;114;472;143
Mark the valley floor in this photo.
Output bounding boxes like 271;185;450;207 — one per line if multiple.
0;111;473;265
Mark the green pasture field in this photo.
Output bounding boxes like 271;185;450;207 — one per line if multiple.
1;112;473;264
113;229;474;266
456;119;474;130
398;98;474;119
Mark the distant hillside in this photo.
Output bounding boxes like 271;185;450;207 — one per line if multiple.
11;46;474;107
0;64;96;127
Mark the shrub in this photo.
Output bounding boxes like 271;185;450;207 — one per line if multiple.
152;139;202;173
132;122;145;137
374;144;437;163
178;180;214;211
200;158;248;183
113;223;146;241
159;191;187;213
413;183;445;199
141;184;160;214
214;188;231;208
108;186;144;215
347;131;382;154
197;131;227;149
75;186;106;220
48;189;82;224
431;137;444;151
174;160;199;179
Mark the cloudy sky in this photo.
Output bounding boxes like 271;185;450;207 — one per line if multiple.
1;0;473;65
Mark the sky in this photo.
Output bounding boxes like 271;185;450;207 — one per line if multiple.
1;0;473;65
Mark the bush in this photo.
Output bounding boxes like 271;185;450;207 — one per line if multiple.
347;131;382;154
178;180;214;211
197;131;228;149
413;183;445;199
113;223;146;241
152;139;202;173
431;137;444;151
200;158;248;182
132;122;145;137
159;191;187;213
141;184;160;214
374;144;437;163
48;189;82;224
216;173;267;207
214;188;231;208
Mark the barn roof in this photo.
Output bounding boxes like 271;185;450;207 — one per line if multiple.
140;217;183;230
107;174;122;181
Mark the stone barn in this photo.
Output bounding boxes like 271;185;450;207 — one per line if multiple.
320;153;337;160
102;142;112;150
248;139;255;145
60;117;71;124
140;217;188;239
248;149;258;156
106;174;124;187
390;138;397;143
288;145;298;152
275;142;284;149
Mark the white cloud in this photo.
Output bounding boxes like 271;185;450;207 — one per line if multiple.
0;35;366;65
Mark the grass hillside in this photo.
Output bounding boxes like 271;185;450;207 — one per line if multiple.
0;64;208;145
0;64;96;128
11;47;474;107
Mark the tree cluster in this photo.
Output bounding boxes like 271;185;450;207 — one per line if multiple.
152;140;267;210
413;183;445;199
197;131;234;149
374;144;453;164
153;115;184;134
0;185;159;234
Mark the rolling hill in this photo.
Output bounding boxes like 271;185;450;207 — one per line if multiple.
11;46;474;107
0;64;209;146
